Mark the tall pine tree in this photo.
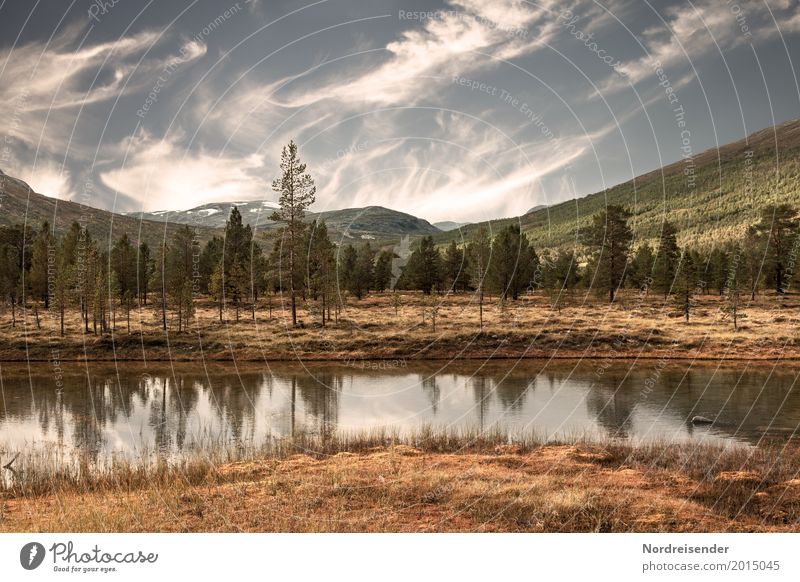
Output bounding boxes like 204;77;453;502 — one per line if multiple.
271;141;316;326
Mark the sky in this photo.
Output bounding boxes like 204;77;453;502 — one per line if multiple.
1;0;799;223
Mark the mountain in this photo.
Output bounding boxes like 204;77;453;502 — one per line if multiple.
434;221;471;232
1;170;441;246
525;205;548;215
436;118;800;250
312;206;441;241
131;202;441;242
0;169;218;246
124;200;280;230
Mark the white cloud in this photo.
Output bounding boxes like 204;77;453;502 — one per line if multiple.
17;161;74;201
602;0;800;93
0;24;206;160
99;132;268;212
264;0;555;109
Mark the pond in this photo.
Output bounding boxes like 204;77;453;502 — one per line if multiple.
1;359;798;466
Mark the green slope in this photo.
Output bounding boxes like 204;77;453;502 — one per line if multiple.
437;119;800;250
312;206;441;242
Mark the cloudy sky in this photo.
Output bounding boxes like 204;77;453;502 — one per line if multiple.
1;0;799;223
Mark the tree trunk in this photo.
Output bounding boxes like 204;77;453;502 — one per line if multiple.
60;302;64;337
479;287;484;330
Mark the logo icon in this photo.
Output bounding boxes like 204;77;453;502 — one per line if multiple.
20;542;46;570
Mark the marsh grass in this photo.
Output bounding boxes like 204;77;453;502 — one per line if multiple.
1;426;543;497
5;428;800;532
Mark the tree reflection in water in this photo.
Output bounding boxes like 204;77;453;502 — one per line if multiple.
0;362;799;465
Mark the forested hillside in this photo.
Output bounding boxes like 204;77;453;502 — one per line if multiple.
438;119;800;250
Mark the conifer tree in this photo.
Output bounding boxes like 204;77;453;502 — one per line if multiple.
628;243;654;292
405;236;441;295
673;249;697;322
724;243;744;330
271;141;316;326
111;234;137;332
652;221;679;299
137;242;152;306
305;220;335;325
167;225;197;331
338;244;357;293
209;263;224;322
488;224;537;300
198;236;223;294
151;242;169;330
350;243;375;299
743;226;765;301
0;242;20;327
29;221;55;309
586;205;633;303
222;207;253;320
752;204;798;294
442;240;470;293
374;250;395;293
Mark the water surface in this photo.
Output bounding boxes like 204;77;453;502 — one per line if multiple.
1;360;799;465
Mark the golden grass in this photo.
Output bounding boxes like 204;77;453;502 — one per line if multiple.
0;290;799;362
3;433;800;532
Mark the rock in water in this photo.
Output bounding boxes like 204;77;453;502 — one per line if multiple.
691;415;714;425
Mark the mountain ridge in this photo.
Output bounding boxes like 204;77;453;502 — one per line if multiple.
0;169;219;247
126;201;441;241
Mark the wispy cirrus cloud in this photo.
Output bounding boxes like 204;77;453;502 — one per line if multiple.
0;21;206;198
2;0;798;222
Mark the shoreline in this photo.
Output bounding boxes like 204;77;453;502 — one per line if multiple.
0;353;795;362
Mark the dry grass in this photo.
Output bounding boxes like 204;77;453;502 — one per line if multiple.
3;432;800;532
1;291;799;362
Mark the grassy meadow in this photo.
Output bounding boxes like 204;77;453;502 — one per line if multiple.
0;289;799;362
